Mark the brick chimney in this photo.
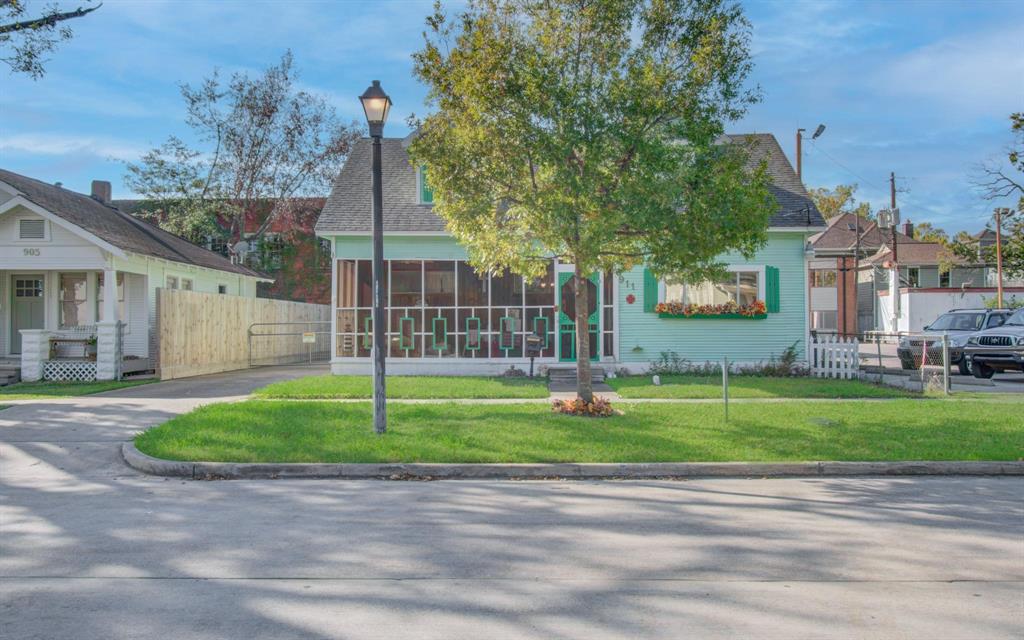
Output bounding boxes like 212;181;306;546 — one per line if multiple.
90;180;111;204
901;220;913;239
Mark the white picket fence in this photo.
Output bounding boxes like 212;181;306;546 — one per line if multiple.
811;335;860;379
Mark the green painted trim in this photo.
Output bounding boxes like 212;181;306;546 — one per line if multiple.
532;316;549;348
361;316;372;349
557;272;600;362
431;316;447;351
499;316;516;351
766;265;780;313
464;316;481;351
643;268;658;312
399;316;415;351
418;166;434;204
657;313;768;320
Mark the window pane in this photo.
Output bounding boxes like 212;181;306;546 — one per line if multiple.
665;283;685;303
59;274;87;328
685;279;733;305
424;261;455;306
490;269;522;306
390;261;422;306
738;272;758;306
524;262;554;306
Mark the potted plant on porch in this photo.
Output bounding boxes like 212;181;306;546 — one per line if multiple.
86;335;98;361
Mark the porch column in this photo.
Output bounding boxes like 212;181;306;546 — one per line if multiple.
102;268;118;322
20;330;50;382
95;321;119;381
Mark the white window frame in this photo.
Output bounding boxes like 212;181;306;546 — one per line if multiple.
659;264;766;304
181;278;194;291
218;284;228;294
14;216;50;243
166;275;179;290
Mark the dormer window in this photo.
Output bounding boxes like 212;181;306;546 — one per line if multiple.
418;166;433;204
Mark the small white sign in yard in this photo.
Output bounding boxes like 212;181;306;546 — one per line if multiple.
302;332;317;344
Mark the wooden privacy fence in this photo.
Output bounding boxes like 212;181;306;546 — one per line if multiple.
156;289;329;380
811;334;860;379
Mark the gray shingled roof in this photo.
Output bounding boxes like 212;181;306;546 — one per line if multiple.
811;212;918;253
317;137;444;234
316;132;826;235
0;168;265;278
723;133;826;228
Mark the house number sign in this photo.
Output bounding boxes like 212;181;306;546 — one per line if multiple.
23;248;41;256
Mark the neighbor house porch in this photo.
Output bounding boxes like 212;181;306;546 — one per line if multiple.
1;268;151;381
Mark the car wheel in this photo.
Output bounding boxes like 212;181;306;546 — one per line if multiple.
957;358;972;376
972;362;995;379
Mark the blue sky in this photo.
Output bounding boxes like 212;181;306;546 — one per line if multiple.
2;0;1022;233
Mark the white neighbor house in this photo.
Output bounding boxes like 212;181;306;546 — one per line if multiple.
0;169;268;382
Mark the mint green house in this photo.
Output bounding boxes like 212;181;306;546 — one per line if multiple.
316;133;825;375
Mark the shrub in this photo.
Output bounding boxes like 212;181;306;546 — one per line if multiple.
647;342;808;377
551;397;616;417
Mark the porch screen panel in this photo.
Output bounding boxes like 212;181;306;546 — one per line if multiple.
333;258;559;361
335;260;357;356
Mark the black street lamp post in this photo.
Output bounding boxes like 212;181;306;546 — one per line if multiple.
359;80;392;434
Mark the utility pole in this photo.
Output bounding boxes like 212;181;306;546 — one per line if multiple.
889;172;898;267
995;208;1006;308
796;128;804;182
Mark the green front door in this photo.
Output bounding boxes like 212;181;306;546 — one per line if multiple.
10;275;44;354
558;272;600;362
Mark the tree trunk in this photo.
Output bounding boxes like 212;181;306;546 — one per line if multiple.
574;263;594;403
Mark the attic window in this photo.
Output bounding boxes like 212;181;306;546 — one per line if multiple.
418;166;433;204
18;218;46;240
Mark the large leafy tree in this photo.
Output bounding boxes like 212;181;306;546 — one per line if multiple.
1;0;99;79
948;113;1024;279
409;0;774;401
125;51;361;271
807;183;872;221
911;222;948;245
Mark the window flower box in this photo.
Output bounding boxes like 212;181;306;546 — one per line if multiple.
655;300;767;319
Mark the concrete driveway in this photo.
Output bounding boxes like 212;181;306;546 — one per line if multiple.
1;367;1022;639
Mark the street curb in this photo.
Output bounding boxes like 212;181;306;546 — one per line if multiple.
121;443;1024;480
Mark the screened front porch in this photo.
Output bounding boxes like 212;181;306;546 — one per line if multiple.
332;259;616;369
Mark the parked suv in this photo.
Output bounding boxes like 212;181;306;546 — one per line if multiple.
964;307;1024;378
898;308;1014;375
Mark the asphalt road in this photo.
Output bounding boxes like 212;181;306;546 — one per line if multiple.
1;367;1022;639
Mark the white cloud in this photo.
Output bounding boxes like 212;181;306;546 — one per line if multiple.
0;134;147;161
877;25;1024;118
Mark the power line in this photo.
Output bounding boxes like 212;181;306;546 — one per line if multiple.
807;139;996;228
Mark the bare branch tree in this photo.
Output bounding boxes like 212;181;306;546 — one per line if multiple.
1;1;100;79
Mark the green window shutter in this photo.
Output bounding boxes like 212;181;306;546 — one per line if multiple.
766;266;780;313
419;166;433;204
643;268;659;312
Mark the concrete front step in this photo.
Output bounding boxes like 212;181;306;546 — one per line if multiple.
547;366;606;384
0;367;21;386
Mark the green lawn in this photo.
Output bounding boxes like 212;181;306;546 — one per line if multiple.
134;398;1023;463
608;374;912;399
254;375;549;399
0;379;154;400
